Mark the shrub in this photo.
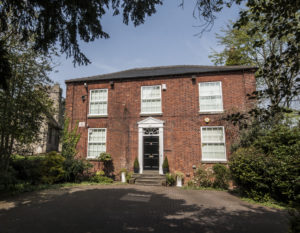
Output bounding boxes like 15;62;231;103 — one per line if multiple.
10;155;44;185
63;158;92;182
41;151;66;184
230;125;300;203
190;166;213;188
175;171;184;178
133;157;139;172
212;164;230;189
162;157;169;173
98;152;112;162
90;170;113;184
61;118;80;159
166;173;175;186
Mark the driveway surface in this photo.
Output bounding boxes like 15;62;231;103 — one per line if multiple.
0;184;288;233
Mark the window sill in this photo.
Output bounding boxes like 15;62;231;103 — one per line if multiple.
140;112;163;116
199;111;224;115
87;115;108;118
86;158;101;161
201;160;227;164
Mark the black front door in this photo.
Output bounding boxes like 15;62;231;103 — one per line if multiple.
143;136;159;170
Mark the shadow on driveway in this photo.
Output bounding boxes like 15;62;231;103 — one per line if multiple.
0;185;288;233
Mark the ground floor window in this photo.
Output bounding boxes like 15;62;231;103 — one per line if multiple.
201;126;226;161
87;128;106;159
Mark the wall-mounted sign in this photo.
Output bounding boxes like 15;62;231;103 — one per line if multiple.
78;122;85;127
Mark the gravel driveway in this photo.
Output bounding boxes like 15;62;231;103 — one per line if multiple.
0;184;288;233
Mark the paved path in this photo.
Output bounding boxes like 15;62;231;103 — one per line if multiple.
0;185;288;233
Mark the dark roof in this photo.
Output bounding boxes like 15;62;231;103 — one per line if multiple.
65;65;256;83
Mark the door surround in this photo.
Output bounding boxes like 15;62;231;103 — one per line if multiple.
137;117;164;174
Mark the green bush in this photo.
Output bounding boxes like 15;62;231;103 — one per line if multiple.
162;156;169;173
230;125;300;203
133;157;139;172
63;158;92;182
166;173;175;186
41;151;66;184
212;164;230;189
98;152;112;162
90;170;113;184
190;166;213;188
10;155;45;185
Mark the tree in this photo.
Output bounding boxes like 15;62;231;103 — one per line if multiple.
0;29;54;173
210;19;300;110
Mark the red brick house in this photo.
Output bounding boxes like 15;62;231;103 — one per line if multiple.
65;65;256;176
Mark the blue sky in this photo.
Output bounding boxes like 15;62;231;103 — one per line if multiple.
49;1;243;96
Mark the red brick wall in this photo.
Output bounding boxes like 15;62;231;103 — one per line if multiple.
65;71;256;176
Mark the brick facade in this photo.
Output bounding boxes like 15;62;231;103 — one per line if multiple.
65;68;256;177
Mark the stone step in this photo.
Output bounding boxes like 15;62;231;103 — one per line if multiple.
135;180;164;186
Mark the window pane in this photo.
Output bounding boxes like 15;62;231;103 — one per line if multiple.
90;89;108;115
202;143;226;160
199;82;223;111
202;127;224;142
141;86;161;113
88;129;106;159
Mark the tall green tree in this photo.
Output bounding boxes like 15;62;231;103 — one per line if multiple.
0;29;54;173
210;19;300;110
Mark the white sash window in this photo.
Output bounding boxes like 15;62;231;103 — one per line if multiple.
87;128;106;159
141;85;162;114
199;82;223;112
89;89;108;115
201;126;226;161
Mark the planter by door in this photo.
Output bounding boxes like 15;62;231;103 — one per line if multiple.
121;172;126;183
176;176;183;187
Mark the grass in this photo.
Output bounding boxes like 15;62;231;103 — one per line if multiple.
239;197;287;210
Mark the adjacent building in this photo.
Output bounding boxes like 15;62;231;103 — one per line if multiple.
65;65;256;175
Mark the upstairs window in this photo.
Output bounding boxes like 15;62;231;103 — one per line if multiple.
199;82;223;112
141;85;162;114
89;89;108;116
87;128;106;159
201;126;226;161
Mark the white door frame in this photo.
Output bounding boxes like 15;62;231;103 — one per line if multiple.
137;117;164;174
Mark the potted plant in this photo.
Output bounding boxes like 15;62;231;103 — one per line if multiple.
133;157;139;173
162;156;169;174
120;168;127;183
175;171;184;187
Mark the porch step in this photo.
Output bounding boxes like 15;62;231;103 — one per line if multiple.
132;171;166;186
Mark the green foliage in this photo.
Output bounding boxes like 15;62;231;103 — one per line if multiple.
175;171;184;178
162;156;169;173
126;172;133;183
10;155;44;185
98;152;112;162
166;173;176;186
89;171;113;184
133;157;139;171
190;166;213;188
212;164;230;189
61;118;80;159
0;27;54;173
63;158;92;183
0;0;163;66
41;152;66;185
230;125;300;203
61;118;91;182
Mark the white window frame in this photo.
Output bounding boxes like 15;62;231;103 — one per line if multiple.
199;81;223;113
87;128;107;159
89;89;108;116
200;126;227;162
140;85;162;114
